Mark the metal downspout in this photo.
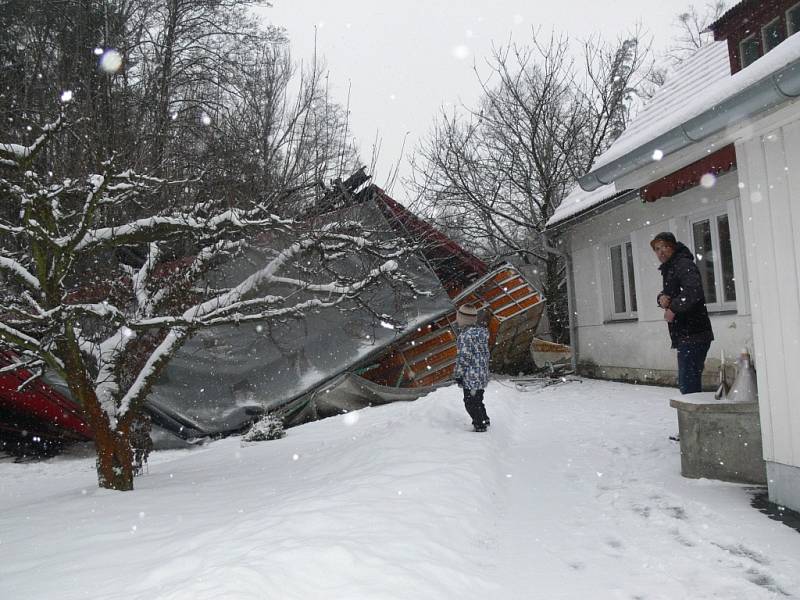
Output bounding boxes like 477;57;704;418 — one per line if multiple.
541;233;578;372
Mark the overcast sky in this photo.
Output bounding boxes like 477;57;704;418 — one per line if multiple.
257;1;683;202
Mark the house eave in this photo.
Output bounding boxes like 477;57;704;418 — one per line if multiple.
578;56;800;192
544;189;638;234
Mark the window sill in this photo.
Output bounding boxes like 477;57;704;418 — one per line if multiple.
708;309;738;316
604;317;639;324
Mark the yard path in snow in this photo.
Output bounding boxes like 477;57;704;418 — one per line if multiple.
1;378;800;600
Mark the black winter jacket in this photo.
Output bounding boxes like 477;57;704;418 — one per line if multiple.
657;242;714;348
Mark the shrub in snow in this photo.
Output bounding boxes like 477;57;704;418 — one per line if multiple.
243;414;286;442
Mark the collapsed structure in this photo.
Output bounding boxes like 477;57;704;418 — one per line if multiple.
0;175;544;449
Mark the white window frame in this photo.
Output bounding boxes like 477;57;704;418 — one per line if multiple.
787;2;800;36
689;208;738;313
762;17;785;53
607;238;638;321
740;34;760;69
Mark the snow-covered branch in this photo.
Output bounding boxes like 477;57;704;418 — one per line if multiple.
0;256;40;291
0;115;63;168
65;210;293;252
131;243;161;317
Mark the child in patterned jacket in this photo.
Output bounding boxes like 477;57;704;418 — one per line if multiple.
453;304;491;432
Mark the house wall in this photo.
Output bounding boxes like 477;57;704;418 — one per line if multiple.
712;0;798;74
736;106;800;511
565;171;753;387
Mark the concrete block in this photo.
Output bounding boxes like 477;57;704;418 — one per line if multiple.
670;392;766;484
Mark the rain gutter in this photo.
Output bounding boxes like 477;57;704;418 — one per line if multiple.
545;189;639;235
540;234;578;373
579;57;800;191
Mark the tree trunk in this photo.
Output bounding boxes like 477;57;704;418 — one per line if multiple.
153;0;179;175
60;334;135;491
91;410;135;492
544;254;569;345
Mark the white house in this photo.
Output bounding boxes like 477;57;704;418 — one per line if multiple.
545;0;800;513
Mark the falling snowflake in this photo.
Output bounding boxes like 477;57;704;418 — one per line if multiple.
200;112;212;126
452;45;470;60
700;173;716;188
652;149;664;161
99;49;123;73
60;90;73;103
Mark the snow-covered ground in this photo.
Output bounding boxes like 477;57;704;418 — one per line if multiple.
2;379;799;600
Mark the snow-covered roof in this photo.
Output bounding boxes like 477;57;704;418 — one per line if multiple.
546;182;628;228
548;34;800;229
592;41;730;171
593;34;800;172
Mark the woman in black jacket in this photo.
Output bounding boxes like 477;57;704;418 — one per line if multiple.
651;232;714;394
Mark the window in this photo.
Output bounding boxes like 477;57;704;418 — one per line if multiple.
788;3;800;36
763;18;786;53
740;34;761;69
691;212;737;311
609;240;637;319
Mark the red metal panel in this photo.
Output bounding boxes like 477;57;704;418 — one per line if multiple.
373;188;489;298
0;352;91;440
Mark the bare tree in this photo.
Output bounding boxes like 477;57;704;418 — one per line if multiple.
0;1;377;490
0;114;420;491
641;2;728;98
668;2;727;64
409;31;652;343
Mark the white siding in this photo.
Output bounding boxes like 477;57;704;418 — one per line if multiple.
737;122;800;469
565;171;753;380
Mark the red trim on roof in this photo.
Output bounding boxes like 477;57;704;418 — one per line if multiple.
372;188;489;298
640;145;737;203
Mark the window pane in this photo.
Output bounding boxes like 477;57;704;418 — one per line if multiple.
625;242;637;312
693;220;717;304
610;244;626;313
717;214;737;302
763;19;786;52
740;36;760;68
789;5;800;36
